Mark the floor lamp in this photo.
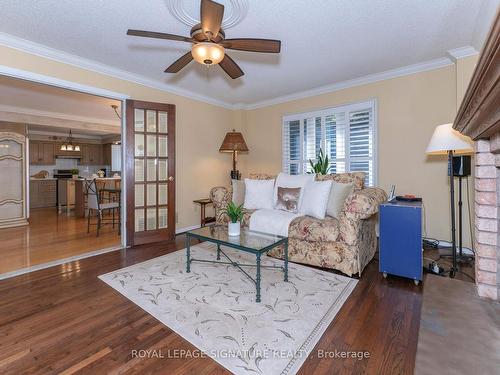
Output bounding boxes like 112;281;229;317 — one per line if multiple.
426;123;473;277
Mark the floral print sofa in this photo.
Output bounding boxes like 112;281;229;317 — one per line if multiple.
210;172;387;277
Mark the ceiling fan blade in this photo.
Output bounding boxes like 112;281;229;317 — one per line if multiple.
201;0;224;40
127;29;192;43
165;52;193;73
219;54;244;79
221;38;281;53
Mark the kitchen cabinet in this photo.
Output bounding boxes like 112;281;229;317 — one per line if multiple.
30;141;55;165
29;179;57;208
80;143;103;165
102;143;112;165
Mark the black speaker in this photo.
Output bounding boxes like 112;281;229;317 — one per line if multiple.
452;155;471;177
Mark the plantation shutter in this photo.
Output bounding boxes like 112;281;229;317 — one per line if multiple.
282;100;376;185
282;119;301;174
325;112;347;174
348;109;374;186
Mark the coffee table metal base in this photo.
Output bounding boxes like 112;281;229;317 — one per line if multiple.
186;239;288;303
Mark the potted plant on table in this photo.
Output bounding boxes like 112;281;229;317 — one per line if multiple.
308;148;331;175
71;169;79;179
225;201;244;236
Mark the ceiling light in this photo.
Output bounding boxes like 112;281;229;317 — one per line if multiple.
60;130;80;152
191;42;224;65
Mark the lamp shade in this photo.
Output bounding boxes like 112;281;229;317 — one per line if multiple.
426;123;473;155
219;130;249;153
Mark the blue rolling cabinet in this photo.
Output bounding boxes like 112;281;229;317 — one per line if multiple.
379;200;422;285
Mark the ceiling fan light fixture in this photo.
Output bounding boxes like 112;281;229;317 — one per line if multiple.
191;42;224;65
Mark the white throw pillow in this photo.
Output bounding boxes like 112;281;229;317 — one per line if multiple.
274;172;315;211
231;179;245;206
301;180;333;219
326;182;354;219
243;179;275;210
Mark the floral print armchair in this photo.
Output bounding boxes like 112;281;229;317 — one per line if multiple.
210;172;387;277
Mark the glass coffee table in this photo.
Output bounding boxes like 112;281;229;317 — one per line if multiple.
185;225;289;303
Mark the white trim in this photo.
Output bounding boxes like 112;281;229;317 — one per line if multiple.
0;65;130;100
0;32;478;111
0;32;232;109
0;245;122;281
245;58;454;110
175;224;201;234
446;46;478;62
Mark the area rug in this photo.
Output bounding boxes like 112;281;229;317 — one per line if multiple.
415;274;500;375
99;243;357;375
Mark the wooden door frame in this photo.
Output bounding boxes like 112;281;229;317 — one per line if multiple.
125;100;176;246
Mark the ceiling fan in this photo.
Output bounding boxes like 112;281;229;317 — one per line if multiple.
127;0;281;79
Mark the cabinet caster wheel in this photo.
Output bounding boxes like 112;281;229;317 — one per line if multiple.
383;272;387;279
414;280;419;286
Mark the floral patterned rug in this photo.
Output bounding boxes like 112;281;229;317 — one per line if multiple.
99;243;357;375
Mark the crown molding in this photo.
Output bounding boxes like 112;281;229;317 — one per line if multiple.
0;32;479;111
446;46;478;62
0;104;120;126
0;32;235;109
241;53;479;110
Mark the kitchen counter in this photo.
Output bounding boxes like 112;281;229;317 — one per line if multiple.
30;177;57;180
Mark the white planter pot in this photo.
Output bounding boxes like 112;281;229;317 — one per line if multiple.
228;222;241;236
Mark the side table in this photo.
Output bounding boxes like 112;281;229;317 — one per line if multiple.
193;198;216;227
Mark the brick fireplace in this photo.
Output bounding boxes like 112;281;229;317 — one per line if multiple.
453;11;499;300
474;137;500;300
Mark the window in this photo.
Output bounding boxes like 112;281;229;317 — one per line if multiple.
282;100;376;186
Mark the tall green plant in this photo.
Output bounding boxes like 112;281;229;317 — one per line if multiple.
225;201;244;223
309;148;330;175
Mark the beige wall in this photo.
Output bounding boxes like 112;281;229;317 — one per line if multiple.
243;56;478;247
0;45;237;232
0;44;478;247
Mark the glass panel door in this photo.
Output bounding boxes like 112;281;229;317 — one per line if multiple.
127;100;175;246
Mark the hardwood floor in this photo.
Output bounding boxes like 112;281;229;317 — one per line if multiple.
0;236;432;375
0;207;121;275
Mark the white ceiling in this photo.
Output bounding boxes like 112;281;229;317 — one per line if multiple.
0;0;493;107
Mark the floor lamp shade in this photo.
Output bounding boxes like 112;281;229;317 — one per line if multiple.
426;123;473;154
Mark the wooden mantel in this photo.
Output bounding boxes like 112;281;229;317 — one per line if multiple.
453;10;500;140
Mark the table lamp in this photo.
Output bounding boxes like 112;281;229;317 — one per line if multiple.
219;129;249;180
426;123;473;277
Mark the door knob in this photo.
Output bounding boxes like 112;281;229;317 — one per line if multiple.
168;176;174;181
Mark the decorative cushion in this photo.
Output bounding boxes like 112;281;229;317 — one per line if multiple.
300;180;332;219
275;187;302;213
274;172;315;211
243;179;275;210
289;215;340;242
326;182;354;219
231;179;245;206
316;172;366;191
